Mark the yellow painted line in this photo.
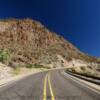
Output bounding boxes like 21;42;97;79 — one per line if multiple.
43;74;48;100
48;73;55;100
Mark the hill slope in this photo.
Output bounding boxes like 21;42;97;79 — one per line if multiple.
0;18;98;68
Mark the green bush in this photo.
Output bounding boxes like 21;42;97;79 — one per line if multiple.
0;49;10;63
33;64;44;68
26;64;33;68
26;63;50;69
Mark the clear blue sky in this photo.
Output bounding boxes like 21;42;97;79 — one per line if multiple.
0;0;100;57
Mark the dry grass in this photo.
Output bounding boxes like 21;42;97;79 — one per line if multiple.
66;66;97;77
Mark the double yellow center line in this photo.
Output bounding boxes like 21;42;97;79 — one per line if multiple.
43;73;55;100
43;74;48;100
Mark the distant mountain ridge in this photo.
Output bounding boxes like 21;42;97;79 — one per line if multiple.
0;18;99;68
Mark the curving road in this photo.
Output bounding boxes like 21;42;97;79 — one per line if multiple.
0;69;100;100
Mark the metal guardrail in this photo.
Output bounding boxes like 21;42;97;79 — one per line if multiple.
66;71;100;85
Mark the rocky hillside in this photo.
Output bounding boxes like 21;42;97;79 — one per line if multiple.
0;18;99;68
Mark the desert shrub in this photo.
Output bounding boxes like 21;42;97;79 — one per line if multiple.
66;68;71;72
13;67;21;75
26;64;33;68
0;49;10;63
88;66;92;69
80;66;86;71
34;64;44;68
66;68;76;73
71;68;76;73
83;71;95;77
26;63;50;69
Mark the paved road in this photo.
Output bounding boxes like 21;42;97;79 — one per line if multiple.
0;69;100;100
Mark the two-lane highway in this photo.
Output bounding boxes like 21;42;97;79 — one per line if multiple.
0;69;100;100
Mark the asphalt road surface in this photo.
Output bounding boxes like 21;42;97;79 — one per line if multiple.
0;69;100;100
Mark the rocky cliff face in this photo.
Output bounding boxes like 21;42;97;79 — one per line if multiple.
0;18;98;68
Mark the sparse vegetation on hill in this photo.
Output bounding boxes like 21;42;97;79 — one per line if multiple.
0;18;99;68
